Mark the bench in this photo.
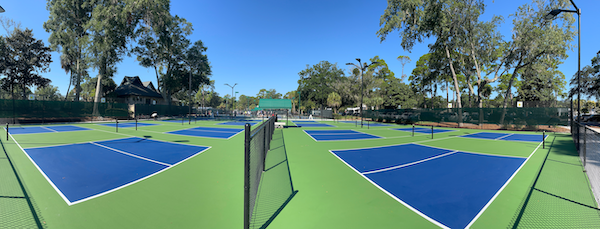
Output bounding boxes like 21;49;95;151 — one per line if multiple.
275;122;286;128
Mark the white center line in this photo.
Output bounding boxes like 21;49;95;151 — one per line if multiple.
496;133;514;140
362;151;458;175
40;126;59;132
90;142;172;167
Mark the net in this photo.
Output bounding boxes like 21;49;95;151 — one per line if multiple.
133;104;191;118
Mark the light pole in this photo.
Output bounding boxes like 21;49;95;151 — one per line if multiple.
0;5;5;13
235;91;239;116
225;83;237;117
177;57;194;125
346;58;379;128
544;1;580;122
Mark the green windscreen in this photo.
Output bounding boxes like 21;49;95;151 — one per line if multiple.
364;107;569;126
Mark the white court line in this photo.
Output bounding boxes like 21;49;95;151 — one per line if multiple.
10;132;73;205
90;128;209;147
329;136;541;229
329;135;459;152
90;142;173;167
411;143;528;159
362;151;457;175
40;126;59;133
465;138;546;228
10;129;211;206
303;130;382;142
328;150;451;229
495;133;514;140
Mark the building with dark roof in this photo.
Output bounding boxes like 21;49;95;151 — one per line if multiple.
112;76;165;105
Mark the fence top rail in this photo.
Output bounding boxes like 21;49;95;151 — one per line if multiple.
250;116;275;139
573;121;600;133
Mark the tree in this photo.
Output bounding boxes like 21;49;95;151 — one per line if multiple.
0;28;52;100
81;76;116;102
35;85;63;101
496;1;574;113
327;92;341;113
298;61;345;108
382;77;417;109
378;0;490;110
397;55;411;80
571;51;600;101
133;14;206;105
265;89;282;99
44;0;93;102
195;80;215;113
284;90;297;113
517;59;566;103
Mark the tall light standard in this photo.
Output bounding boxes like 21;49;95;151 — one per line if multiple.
177;57;194;125
0;5;5;13
544;1;580;122
225;83;237;117
346;58;379;128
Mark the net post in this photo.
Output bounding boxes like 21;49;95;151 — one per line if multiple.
431;125;433;139
243;123;251;229
412;124;414;137
116;119;118;133
6;123;8;141
583;127;587;172
542;131;545;149
136;118;138;131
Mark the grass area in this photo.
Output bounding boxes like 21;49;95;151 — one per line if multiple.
0;119;597;228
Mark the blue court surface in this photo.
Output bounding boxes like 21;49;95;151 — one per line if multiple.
331;143;526;229
7;125;91;135
23;137;210;204
99;122;158;128
339;121;392;127
304;130;381;141
461;132;547;143
216;121;258;126
293;120;318;123
166;126;243;139
393;127;456;134
292;121;334;127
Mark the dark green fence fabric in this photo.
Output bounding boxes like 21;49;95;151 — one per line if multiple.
134;104;191;117
364;107;569;126
0;99;129;120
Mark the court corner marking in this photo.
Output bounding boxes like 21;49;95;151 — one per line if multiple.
464;139;545;228
328;149;451;229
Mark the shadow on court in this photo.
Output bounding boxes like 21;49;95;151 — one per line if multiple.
250;128;297;229
508;135;600;228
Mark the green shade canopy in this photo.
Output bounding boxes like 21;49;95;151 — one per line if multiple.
256;99;292;110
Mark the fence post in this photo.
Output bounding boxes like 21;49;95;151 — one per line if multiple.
243;123;251;229
583;127;587;172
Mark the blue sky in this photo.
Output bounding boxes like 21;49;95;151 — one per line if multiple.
1;0;598;100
